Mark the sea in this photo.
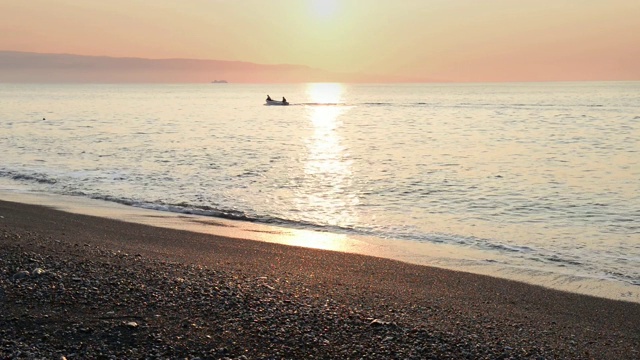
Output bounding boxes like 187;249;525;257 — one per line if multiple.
1;82;639;302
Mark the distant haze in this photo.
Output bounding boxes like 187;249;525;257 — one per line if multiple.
1;1;639;83
0;51;408;83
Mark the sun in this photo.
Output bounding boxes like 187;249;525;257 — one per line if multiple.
309;0;339;20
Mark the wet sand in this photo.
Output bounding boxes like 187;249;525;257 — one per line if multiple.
1;199;639;359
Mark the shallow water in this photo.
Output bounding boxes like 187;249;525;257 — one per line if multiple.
1;82;639;299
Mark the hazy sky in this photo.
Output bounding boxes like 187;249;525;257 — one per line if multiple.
1;0;638;82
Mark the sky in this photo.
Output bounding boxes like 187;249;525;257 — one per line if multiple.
1;0;639;82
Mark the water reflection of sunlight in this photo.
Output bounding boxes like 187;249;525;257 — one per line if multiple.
292;83;358;246
308;83;344;104
279;229;350;252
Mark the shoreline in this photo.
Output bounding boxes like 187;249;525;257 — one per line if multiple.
1;188;639;304
1;198;639;358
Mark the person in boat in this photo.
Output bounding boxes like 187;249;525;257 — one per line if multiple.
266;95;272;101
282;97;287;103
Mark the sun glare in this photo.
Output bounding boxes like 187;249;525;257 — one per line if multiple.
307;83;344;104
309;0;339;20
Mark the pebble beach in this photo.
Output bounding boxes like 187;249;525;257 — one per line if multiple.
1;199;639;359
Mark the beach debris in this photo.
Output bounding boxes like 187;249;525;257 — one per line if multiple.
33;267;47;276
12;270;30;281
369;319;397;327
125;321;139;328
262;283;275;291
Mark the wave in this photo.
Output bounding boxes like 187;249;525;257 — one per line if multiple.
291;102;607;109
0;170;58;185
2;167;638;287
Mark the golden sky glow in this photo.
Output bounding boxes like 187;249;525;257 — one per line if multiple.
1;0;638;82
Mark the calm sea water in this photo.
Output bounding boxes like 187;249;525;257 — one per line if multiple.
1;82;639;296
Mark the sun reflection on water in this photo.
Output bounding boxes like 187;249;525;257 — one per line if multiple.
308;82;344;104
292;83;358;245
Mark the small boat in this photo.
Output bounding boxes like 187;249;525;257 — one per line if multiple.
265;99;289;106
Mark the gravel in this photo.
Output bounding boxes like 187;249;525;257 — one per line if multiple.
1;200;639;359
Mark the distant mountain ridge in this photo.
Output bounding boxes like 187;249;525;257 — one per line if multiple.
0;50;405;83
